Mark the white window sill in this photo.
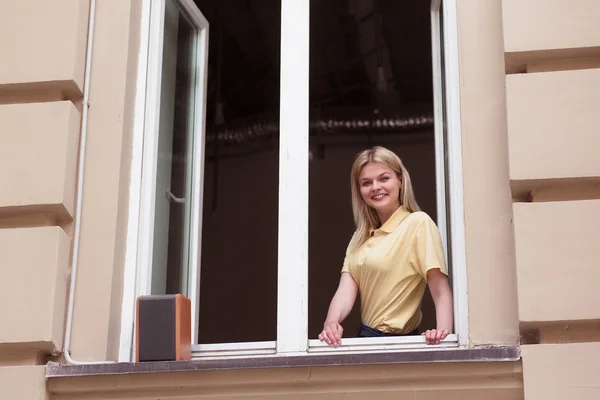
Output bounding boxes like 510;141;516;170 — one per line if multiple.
308;334;458;354
191;335;459;359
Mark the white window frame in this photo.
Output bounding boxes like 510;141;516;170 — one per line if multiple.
119;0;209;361
436;0;469;347
119;0;468;362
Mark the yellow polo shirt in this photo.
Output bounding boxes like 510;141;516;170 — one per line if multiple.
341;206;447;334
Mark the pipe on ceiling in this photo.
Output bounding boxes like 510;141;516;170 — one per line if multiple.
206;112;434;146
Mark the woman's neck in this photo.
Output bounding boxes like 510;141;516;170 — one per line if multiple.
377;203;401;225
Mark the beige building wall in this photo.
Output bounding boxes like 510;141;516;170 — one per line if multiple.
2;0;524;399
67;0;142;363
0;0;141;398
457;0;520;347
0;2;89;104
503;0;600;399
0;1;89;399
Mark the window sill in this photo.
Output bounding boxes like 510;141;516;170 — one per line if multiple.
47;345;519;378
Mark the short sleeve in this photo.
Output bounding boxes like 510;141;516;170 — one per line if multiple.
413;216;447;280
341;256;350;273
340;235;356;274
341;240;352;273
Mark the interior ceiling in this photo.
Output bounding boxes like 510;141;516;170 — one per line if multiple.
194;0;433;128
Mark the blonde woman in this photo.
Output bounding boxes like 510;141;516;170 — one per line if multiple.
318;146;453;345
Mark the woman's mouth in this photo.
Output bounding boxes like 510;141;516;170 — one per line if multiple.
371;193;387;201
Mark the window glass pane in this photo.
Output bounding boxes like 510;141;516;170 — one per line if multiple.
196;0;281;344
308;0;441;339
151;0;198;296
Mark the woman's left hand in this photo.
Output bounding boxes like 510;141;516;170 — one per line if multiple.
422;329;450;344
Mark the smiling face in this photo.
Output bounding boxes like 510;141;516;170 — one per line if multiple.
358;162;402;217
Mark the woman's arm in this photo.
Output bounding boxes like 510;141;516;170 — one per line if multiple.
423;268;454;344
318;272;358;346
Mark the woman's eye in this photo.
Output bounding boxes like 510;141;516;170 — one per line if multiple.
362;181;370;187
381;177;389;182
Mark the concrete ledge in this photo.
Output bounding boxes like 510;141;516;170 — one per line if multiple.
47;346;519;378
0;81;82;105
505;47;600;74
520;320;600;345
511;177;600;203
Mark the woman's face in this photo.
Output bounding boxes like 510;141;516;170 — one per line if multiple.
358;162;402;214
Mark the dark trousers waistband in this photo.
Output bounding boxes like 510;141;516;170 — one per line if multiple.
357;323;420;338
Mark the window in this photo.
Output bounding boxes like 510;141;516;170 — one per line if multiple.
120;0;467;362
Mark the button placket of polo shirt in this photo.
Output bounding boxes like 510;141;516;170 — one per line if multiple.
360;232;384;269
358;237;374;268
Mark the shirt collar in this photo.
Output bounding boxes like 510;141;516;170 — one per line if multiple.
371;206;410;236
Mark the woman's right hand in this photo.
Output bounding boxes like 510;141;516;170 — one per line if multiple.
318;321;344;346
318;273;358;346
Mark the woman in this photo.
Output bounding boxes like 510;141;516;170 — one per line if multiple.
318;146;453;346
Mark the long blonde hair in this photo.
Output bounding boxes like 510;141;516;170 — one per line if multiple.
348;146;420;253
